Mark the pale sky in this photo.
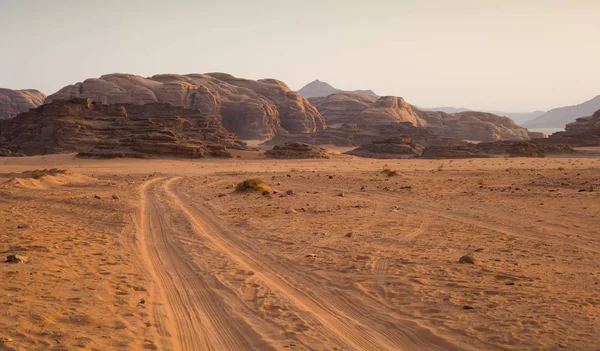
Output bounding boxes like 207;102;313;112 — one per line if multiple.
1;0;599;111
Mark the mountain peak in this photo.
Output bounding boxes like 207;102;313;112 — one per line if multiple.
298;80;377;99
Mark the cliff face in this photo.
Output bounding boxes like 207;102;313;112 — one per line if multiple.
0;88;46;119
309;93;425;128
549;109;600;146
414;109;538;142
0;98;245;158
46;73;325;139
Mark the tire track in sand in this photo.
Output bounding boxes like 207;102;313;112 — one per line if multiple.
137;178;274;351
166;177;469;351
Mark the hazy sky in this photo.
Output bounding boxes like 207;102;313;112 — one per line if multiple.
1;0;599;111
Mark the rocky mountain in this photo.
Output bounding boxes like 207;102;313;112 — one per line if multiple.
0;98;245;158
0;88;46;119
523;95;600;129
548;109;600;146
414;109;543;142
46;73;326;139
298;80;377;98
307;92;536;142
420;107;546;125
309;93;425;128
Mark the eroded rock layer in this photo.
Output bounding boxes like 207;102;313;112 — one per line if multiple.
46;73;325;139
0;98;245;158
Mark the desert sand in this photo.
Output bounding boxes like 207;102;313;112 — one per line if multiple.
1;153;599;350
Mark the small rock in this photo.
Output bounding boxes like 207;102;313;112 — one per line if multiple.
285;190;295;196
337;192;345;197
462;305;475;310
305;253;317;258
111;194;119;200
261;190;270;196
285;208;297;214
344;232;356;238
217;193;226;197
505;281;515;286
6;255;27;263
458;254;481;265
360;186;366;192
139;298;146;305
328;175;333;179
0;337;13;343
93;194;102;199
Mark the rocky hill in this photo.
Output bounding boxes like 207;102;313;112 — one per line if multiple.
0;88;46;119
0;98;246;158
46;73;326;139
415;109;543;142
298;80;377;98
549;109;600;146
309;93;425;128
523;95;600;129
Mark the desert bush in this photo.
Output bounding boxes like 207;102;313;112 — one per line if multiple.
381;168;400;177
236;178;268;192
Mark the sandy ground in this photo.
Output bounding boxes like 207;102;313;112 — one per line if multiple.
1;153;599;350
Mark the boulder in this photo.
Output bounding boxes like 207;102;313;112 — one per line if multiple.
46;73;325;139
265;142;329;159
0;88;46;119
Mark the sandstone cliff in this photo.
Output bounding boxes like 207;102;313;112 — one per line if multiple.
46;73;325;139
309;93;425;128
414;109;537;142
549;109;600;146
0;88;46;119
0;98;245;158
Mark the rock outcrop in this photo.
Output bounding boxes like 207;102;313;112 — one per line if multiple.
298;80;377;98
0;98;245;158
46;73;325;139
0;88;46;119
265;142;329;159
549;109;600;146
309;93;425;128
345;137;422;159
414;109;537;142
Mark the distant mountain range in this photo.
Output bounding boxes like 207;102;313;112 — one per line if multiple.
298;80;377;98
522;95;600;129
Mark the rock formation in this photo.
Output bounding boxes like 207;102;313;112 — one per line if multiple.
524;95;600;129
309;93;426;128
0;98;246;158
265;142;329;159
298;80;377;98
0;88;46;119
345;137;422;159
414;109;539;142
549;109;600;146
46;73;325;139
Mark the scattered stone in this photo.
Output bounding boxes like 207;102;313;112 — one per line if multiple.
0;337;13;343
337;191;345;197
285;208;297;214
139;298;146;305
111;194;119;200
344;232;356;238
458;254;481;265
360;186;366;191
6;255;27;263
285;190;295;196
93;194;102;199
218;193;226;197
328;175;333;179
462;305;475;310
305;253;317;258
505;281;515;286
